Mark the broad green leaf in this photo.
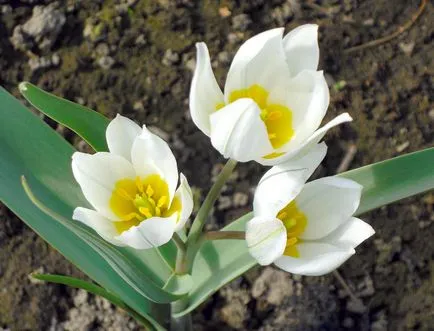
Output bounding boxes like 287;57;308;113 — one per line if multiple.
177;148;434;316
339;147;434;214
163;273;194;296
174;213;255;317
32;273;158;330
0;88;178;329
19;82;109;152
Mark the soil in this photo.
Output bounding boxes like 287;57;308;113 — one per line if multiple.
0;0;433;330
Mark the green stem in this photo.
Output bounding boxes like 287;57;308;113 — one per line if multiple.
185;159;237;272
204;231;246;241
170;298;192;331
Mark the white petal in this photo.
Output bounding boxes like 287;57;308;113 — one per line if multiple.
131;126;178;203
259;113;352;165
72;152;135;220
323;217;375;249
73;207;125;246
115;213;178;249
189;42;224;136
274;242;355;276
224;28;292;104
210;98;273;162
296;177;363;240
282;24;319;76
106;114;141;162
246;216;287;265
254;143;327;217
284;70;329;144
174;174;194;231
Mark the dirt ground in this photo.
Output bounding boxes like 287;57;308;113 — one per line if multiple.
0;0;433;330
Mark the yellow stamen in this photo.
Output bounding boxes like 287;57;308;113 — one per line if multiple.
109;174;183;234
223;84;294;151
276;200;308;258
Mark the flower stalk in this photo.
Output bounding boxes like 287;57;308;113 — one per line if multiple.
204;231;246;241
185;158;238;272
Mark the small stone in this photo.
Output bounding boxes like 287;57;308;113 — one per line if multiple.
227;32;243;44
342;317;355;328
252;267;294;305
399;41;415;56
217;196;232;210
51;53;60;66
232;13;251;31
135;34;147;46
95;43;110;56
185;58;196;72
162;49;179;66
217;51;230;65
133;100;145;112
232;192;248;207
10;3;66;52
428;109;434;120
363;18;374;26
346;299;366;314
396;141;409;153
73;289;89;307
1;5;12;14
28;56;53;71
219;6;231;17
97;56;115;70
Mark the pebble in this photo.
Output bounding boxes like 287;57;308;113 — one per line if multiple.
217;196;232;210
10;3;66;52
232;192;248;207
363;18;375;26
97;56;115;70
162;49;180;66
399;41;415;56
232;14;251;31
28;53;60;71
135;34;147;46
396;141;409;153
346;298;366;314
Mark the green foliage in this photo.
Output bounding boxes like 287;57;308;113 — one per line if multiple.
19;82;109;152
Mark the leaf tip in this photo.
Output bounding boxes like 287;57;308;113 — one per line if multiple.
18;82;29;93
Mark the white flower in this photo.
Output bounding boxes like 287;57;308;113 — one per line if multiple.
190;25;352;165
246;157;374;276
71;115;193;249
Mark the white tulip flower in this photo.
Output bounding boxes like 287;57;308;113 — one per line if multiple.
246;164;374;276
71;115;193;249
190;25;352;165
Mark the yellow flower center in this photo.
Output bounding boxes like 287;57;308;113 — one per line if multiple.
217;84;294;152
109;174;181;234
276;200;307;258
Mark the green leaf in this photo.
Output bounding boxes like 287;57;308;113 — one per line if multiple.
163;273;193;296
339;147;434;214
175;213;256;317
0;87;179;329
32;273;159;330
19;82;109;152
177;148;434;316
32;273;127;308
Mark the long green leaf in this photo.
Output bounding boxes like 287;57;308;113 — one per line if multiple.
19;82;109;151
177;147;434;316
0;87;176;329
339;147;434;214
32;273;158;330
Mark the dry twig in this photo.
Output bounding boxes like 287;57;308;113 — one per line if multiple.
344;0;427;54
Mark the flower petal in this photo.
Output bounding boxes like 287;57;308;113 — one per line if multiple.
296;177;363;240
73;207;125;246
284;70;329;145
174;174;194;231
210;98;273;162
274;242;355;276
224;28;292;104
259;113;352;166
72;152;135;220
254;142;327;217
106;114;141;162
189;42;224;136
282;24;319;77
323;217;375;248
115;213;178;249
246;216;287;265
131;126;178;202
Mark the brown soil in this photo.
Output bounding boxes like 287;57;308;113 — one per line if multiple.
0;0;433;330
